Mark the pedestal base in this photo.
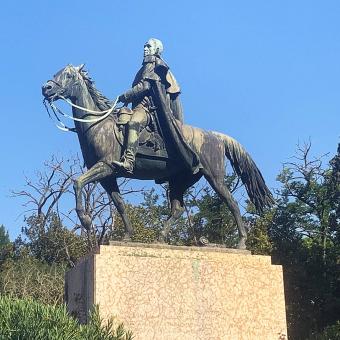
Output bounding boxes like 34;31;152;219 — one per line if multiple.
65;242;287;339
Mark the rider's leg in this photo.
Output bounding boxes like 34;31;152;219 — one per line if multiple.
113;106;148;173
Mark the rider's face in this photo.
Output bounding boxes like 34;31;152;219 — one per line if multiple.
144;41;157;57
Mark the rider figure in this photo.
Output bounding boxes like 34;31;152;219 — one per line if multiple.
113;38;184;173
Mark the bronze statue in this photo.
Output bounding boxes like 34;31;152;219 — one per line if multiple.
114;38;199;175
42;41;274;249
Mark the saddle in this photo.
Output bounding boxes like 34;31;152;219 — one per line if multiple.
114;107;169;159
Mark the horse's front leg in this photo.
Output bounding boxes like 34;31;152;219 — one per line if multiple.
100;178;133;241
73;161;113;230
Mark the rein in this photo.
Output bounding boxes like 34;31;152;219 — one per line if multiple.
44;95;119;132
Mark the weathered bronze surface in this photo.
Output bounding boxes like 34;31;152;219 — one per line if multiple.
113;38;198;174
42;39;274;249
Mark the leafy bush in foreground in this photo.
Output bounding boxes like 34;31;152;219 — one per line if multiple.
308;321;340;339
0;296;133;340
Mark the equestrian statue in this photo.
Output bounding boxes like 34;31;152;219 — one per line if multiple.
42;38;274;249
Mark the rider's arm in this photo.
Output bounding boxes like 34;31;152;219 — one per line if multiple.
119;80;151;103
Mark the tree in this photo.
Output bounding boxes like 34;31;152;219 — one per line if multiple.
22;213;88;267
111;189;167;244
246;209;273;255
0;225;10;248
0;225;14;271
265;142;340;339
12;155;143;253
276;142;339;263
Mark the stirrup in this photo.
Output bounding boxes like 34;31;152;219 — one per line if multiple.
112;159;134;174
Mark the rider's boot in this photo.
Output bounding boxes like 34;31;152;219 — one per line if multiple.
113;121;140;174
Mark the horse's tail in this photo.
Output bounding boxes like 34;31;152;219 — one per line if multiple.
213;132;275;212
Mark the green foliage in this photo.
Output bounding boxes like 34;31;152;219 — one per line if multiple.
0;296;133;340
308;321;340;339
0;226;14;269
191;186;239;247
112;203;160;243
0;225;10;248
22;213;88;266
0;256;65;305
82;306;133;340
131;189;166;242
263;144;340;340
246;210;273;255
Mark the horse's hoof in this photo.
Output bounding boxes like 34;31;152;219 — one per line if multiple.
122;234;132;242
198;236;209;246
237;238;247;250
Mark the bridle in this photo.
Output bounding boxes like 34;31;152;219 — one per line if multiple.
43;77;119;132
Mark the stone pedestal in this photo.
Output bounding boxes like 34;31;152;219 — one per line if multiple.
65;242;287;339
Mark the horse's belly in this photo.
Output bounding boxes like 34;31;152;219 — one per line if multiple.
132;157;178;180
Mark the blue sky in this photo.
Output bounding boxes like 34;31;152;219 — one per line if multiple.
0;1;339;238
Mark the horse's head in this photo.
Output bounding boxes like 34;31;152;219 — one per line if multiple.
42;64;85;102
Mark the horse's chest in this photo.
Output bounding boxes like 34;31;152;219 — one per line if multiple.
78;124;116;165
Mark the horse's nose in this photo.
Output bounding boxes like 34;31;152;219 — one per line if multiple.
42;82;52;96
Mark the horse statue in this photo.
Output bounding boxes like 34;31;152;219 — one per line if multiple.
42;64;273;249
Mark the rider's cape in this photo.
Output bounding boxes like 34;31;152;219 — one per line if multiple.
148;57;201;174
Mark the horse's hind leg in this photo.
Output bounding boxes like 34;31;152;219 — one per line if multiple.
203;171;247;250
73;161;113;231
100;178;133;241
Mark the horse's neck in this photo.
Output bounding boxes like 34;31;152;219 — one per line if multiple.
72;84;98;131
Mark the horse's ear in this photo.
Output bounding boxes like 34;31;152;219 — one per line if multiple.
78;63;85;72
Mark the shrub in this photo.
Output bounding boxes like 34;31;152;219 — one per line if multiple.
308;321;340;339
0;296;133;340
0;256;65;305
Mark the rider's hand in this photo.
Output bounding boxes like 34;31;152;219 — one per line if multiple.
118;94;126;104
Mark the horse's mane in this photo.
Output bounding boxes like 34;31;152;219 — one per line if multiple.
79;68;112;111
